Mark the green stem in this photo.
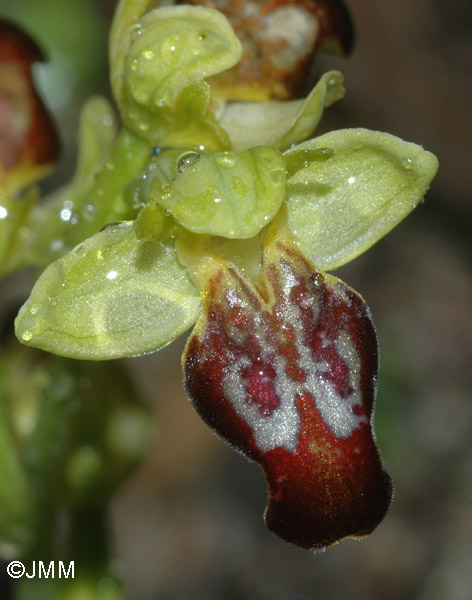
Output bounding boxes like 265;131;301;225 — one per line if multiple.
74;127;151;240
0;384;38;553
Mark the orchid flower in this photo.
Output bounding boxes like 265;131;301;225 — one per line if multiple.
14;0;438;550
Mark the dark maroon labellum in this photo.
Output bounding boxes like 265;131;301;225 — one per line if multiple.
184;239;392;549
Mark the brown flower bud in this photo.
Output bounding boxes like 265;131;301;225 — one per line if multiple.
0;19;59;195
178;0;354;100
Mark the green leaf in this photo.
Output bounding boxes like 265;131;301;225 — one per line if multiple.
156;147;286;238
15;222;201;360
217;71;345;151
285;128;439;270
116;5;241;148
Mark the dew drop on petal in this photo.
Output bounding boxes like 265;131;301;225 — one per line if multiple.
177;151;201;174
216;152;237;168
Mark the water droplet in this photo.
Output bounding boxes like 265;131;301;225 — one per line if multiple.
29;305;39;315
285;148;334;175
130;24;144;40
21;330;33;342
60;208;72;222
216;152;237;169
177;151;201;174
402;157;413;169
142;48;155;60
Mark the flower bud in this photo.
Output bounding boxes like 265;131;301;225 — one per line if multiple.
180;0;354;100
0;19;59;196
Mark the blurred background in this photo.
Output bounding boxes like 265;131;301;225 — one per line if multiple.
0;0;471;598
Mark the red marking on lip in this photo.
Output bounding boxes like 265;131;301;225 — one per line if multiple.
184;240;392;549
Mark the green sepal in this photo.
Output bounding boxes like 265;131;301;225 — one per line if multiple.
15;222;201;360
285;128;439;270
115;4;241;148
6;97;151;271
157;147;286;239
217;71;345;151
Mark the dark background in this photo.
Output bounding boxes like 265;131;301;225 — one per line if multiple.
1;1;471;598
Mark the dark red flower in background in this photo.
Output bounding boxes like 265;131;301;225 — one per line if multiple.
0;19;59;196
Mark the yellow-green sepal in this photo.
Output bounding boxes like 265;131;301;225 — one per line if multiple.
285;128;439;270
15;222;202;360
113;4;241;149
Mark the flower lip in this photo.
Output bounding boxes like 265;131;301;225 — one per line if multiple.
183;234;393;549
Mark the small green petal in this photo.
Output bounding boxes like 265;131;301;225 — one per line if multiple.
6;98;151;271
285;128;439;270
110;0;156;105
156;147;286;239
116;5;241;148
218;71;344;152
15;222;201;360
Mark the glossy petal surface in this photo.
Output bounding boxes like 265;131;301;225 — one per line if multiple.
158;147;286;238
15;222;201;360
285;128;439;270
184;236;392;549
